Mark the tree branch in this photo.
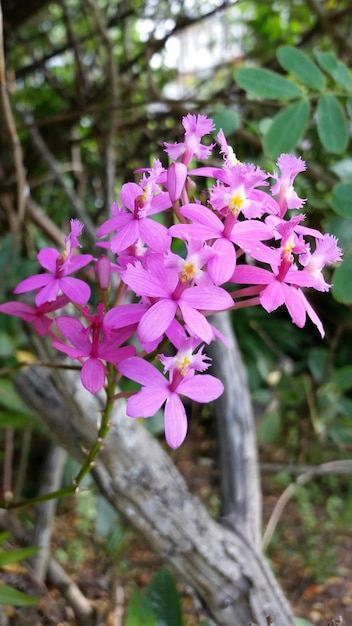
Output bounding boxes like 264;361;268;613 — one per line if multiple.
13;363;295;626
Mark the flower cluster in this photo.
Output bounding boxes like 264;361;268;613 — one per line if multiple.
0;114;342;448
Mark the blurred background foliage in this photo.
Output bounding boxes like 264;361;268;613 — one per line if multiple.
0;0;352;615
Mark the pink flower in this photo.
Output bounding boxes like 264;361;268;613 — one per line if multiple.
0;295;68;336
299;234;342;291
122;258;233;344
233;264;325;337
13;220;92;306
170;203;279;284
118;355;223;448
164;114;215;166
209;162;269;219
96;165;171;254
271;154;307;217
52;314;135;394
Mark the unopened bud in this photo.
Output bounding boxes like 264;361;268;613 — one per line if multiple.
167;161;187;202
96;255;111;290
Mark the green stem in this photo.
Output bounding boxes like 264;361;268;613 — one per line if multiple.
0;365;117;510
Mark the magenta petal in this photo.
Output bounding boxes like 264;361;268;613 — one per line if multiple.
52;341;87;359
118;356;167;388
179;302;213;343
37;248;59;272
180;203;223;230
138;299;177;343
60;277;91;304
35;279;60;306
164;394;188;449
282;284;306;328
96;214;131;237
120;182;141;209
298;290;325;338
55;316;89;351
111;220;139;253
260;282;285;313
66;254;93;273
183;285;233;311
126;387;167;417
233;265;273;285
169;223;217;241
81;358;106;394
178;374;224;402
139;218;170;252
105;303;147;329
14;273;50;295
122;264;169;298
0;301;35;320
208;238;237;284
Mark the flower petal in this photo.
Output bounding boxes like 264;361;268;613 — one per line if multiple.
178;374;224;402
164;393;188;449
138;299;177;343
81;358;106;394
118;356;167;388
126;387;167;417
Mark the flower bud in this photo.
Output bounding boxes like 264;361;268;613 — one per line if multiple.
167;161;187;202
95;255;111;290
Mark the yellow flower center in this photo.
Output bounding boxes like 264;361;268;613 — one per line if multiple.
181;261;197;282
176;356;191;376
283;239;295;259
229;193;244;215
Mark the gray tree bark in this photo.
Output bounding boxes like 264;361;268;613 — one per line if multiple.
209;312;262;546
14;330;295;626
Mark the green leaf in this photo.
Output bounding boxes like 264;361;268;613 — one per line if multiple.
277;46;325;91
317;93;348;153
329;421;352;446
331;366;352;392
332;251;352;303
0;546;40;568
0;410;38;429
146;568;183;626
0;380;35;416
211;108;239;135
330;183;352;218
308;347;329;383
347;96;352;119
125;588;156;626
0;533;11;546
0;584;38;607
315;50;338;74
264;99;310;158
235;67;302;100
315;51;352;92
324;215;352;254
257;410;281;444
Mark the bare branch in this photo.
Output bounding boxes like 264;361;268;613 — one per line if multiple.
21;110;97;245
262;460;352;551
0;509;99;626
0;0;26;228
13;364;295;626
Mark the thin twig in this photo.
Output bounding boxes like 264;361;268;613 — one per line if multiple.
3;428;14;501
0;510;98;626
262;460;352;550
86;0;119;212
21;109;96;245
0;2;26;227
